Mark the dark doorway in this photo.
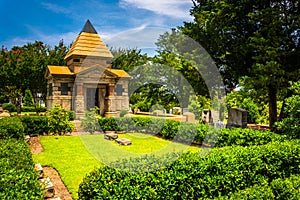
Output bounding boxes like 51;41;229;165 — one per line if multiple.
86;88;99;111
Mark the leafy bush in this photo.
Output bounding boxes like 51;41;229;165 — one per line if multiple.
276;81;300;138
97;116;284;146
47;105;75;135
0;138;43;199
78;140;300;199
219;175;300;199
68;110;76;121
2;103;16;112
20;116;49;135
0;117;24;139
23;89;34;106
80;107;100;133
22;105;47;113
119;109;128;117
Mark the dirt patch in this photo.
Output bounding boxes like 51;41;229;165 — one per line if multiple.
30;136;44;154
43;167;73;200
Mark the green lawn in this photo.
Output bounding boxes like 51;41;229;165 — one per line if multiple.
33;134;200;199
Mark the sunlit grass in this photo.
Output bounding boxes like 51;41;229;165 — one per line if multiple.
33;134;201;199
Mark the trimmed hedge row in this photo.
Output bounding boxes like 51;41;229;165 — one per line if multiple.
78;140;300;199
20;116;49;136
218;174;300;199
0;117;24;139
0;138;43;199
0;115;74;137
98;117;285;147
2;103;47;112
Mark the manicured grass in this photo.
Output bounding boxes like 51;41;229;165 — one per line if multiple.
80;133;200;165
33;134;200;199
32;136;101;199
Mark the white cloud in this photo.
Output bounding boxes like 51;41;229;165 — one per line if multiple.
119;0;193;20
102;25;169;56
41;2;70;14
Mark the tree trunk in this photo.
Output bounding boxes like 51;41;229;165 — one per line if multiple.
268;85;277;130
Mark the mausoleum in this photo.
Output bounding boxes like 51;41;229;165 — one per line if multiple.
45;20;130;117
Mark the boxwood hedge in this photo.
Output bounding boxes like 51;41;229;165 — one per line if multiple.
98;117;285;147
78;140;300;199
0;117;24;139
218;174;300;199
0;138;43;199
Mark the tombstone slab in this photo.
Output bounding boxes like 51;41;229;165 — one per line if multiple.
104;133;118;140
183;112;195;123
116;138;132;145
227;108;247;128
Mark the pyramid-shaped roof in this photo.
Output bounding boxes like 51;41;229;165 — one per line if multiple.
64;20;113;60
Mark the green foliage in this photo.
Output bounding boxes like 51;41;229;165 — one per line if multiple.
219;175;300;199
2;102;17;112
20;116;49;136
47;105;75;135
182;0;300;128
80;107;100;133
98;116;284;147
78;140;300;199
119;109;128;117
0;138;43;199
276;81;300;138
23;89;34;106
0;117;24;139
22;105;46;112
226;92;260;124
0;41;68;105
68;110;76;121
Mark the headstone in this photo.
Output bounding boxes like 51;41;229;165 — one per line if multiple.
169;109;172;114
104;133;118;140
183;112;195;123
202;109;212;124
211;110;220;123
227;108;247;128
182;108;189;114
116;138;132;145
152;110;163;116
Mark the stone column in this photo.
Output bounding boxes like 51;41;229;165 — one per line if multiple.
75;84;84;113
105;84;115;113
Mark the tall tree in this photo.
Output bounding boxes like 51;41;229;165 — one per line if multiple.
181;0;300;128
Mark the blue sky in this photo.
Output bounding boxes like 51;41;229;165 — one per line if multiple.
0;0;194;55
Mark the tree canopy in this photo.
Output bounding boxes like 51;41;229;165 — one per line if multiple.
181;0;300;128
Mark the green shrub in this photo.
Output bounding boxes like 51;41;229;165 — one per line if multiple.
20;116;49;136
161;120;180;139
23;89;35;106
68;110;76;121
119;109;128;117
215;128;286;147
0;138;43;199
48;105;75;135
2;103;16;112
22;106;47;113
80;107;100;133
0;117;24;139
78;140;300;199
218;175;300;199
98;117;120;132
97;116;284;146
